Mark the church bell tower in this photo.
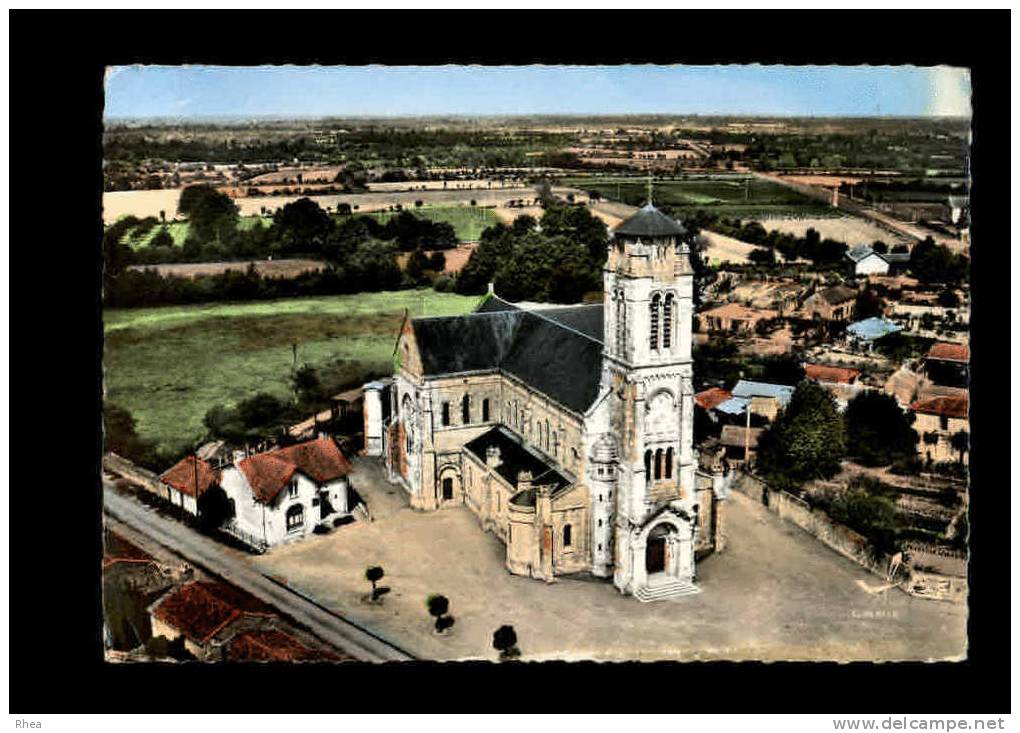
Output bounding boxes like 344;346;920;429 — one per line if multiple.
601;202;699;598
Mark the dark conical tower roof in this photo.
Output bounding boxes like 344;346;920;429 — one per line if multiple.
613;203;687;238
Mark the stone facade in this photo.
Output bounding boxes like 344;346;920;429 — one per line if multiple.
371;204;729;600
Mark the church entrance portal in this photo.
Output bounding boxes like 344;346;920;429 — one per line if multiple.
646;536;666;574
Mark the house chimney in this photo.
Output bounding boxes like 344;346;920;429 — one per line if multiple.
486;446;502;470
487;282;495;296
233;449;246;466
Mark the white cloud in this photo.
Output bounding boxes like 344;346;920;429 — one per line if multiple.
928;66;972;117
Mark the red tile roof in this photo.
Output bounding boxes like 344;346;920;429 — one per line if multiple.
695;387;732;411
150;581;275;644
910;394;968;420
238;437;353;504
226;629;345;662
804;363;861;385
927;341;969;363
103;530;156;569
161;456;220;498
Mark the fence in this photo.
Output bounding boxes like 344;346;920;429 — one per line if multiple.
730;471;967;603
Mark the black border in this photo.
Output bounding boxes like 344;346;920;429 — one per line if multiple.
10;8;1009;714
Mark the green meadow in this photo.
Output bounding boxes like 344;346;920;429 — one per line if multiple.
103;290;480;454
357;205;500;241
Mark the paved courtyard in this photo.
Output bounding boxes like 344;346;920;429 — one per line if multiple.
250;457;967;662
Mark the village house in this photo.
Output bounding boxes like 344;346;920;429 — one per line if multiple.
924;341;969;388
803;284;858;322
365;203;730;601
804;363;864;411
219;436;354;549
910;392;969;465
846;316;902;351
147;580;277;660
845;245;890;277
712;379;795;425
159;455;220;516
696;302;779;335
718;424;764;465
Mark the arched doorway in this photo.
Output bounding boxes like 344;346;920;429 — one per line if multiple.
437;466;461;505
645;523;675;575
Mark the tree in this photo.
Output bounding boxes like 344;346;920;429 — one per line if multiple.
844;392;919;466
204;392;287;444
871;240;888;254
197;484;235;532
937;289;961;308
492;624;520;660
150;226;174;249
950;430;969;464
365;566;385;602
271;197;335;256
292;364;322;404
177;184;239;245
428;251;447;272
405;248;431;285
854;288;885;321
756;380;847;491
425;594;455;633
748;247;776;265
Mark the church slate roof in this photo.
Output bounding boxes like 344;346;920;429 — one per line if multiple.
410;310;522;375
613;203;687;238
408;299;605;414
464;426;572;496
501;312;605;414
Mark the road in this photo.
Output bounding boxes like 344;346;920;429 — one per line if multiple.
102;481;414;662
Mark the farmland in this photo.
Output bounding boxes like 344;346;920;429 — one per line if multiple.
126;258;326;280
752;216;912;249
103;290;479;454
119;215;271;250
561;174;832;218
103;186;587;225
358;205;500;241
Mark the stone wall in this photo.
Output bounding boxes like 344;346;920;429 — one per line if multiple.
731;472;967;603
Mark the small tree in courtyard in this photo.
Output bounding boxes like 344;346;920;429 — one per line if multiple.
755;380;846;492
844;391;919;466
492;624;520;661
950;430;969;464
425;594;455;634
365;566;385;602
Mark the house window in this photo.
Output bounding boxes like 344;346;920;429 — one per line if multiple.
441;402;450;426
482;398;490;422
663;294;674;348
940;416;949;431
288;478;299;498
563;524;572;547
286;504;304;532
462;395;471;424
649;294;661;350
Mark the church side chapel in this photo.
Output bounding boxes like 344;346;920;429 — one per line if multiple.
364;202;730;601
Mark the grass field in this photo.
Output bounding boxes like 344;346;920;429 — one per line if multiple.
350;205;500;241
561;174;831;218
103;290;479;454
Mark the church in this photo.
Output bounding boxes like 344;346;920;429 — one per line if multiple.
364;203;730;601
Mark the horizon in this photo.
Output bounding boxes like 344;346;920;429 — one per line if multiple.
104;65;973;120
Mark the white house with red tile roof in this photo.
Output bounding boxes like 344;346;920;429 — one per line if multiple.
219;437;355;548
160;455;220;516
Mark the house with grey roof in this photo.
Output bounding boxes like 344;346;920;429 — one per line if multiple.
365;203;728;601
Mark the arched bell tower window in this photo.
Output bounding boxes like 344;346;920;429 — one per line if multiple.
644;450;652;484
649;294;661;350
462;395;470;424
614;289;626;356
665;447;674;479
663;293;674;348
482;398;490;422
654;448;663;480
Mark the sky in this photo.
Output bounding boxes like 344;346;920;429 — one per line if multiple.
104;65;972;120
